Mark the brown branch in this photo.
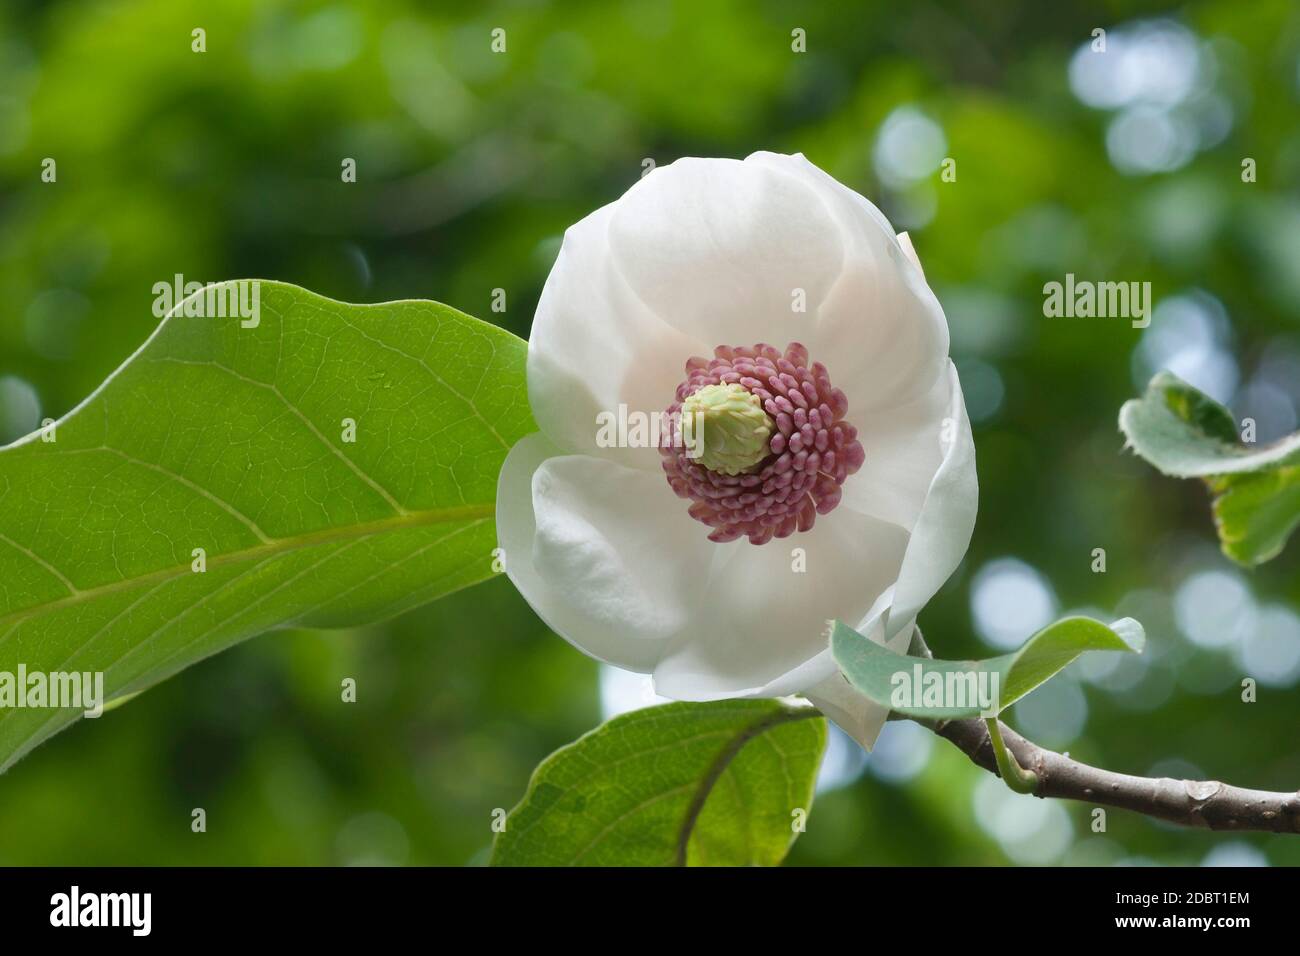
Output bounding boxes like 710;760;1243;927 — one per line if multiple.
898;626;1300;833
911;714;1300;833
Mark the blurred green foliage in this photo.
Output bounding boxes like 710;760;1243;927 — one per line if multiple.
1;0;1299;865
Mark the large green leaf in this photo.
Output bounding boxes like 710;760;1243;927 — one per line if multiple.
0;280;532;773
490;700;826;866
1120;371;1300;565
831;616;1144;720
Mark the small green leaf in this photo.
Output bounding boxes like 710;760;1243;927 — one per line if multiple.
831;616;1144;719
1211;466;1300;567
0;281;533;773
1120;371;1300;565
490;700;826;867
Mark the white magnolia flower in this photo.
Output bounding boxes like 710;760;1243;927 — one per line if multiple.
496;151;977;748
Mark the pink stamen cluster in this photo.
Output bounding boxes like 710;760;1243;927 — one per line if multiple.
660;342;865;545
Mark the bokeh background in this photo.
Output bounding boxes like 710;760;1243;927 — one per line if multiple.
2;0;1299;865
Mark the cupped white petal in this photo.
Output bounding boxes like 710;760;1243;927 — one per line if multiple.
746;152;949;413
607;157;846;347
651;506;910;700
883;360;978;639
496;433;711;670
840;358;956;530
530;200;705;469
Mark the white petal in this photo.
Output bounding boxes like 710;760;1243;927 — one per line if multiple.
651;506;910;700
496;433;711;670
840;358;955;530
608;157;845;347
530;200;705;469
746;152;949;413
896;231;924;275
885;361;978;639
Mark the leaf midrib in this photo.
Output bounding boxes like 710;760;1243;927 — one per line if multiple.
0;502;494;636
672;706;819;866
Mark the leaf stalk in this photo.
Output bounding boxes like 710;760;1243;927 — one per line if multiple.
984;717;1038;795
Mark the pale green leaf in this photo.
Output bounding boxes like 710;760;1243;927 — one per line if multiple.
1119;371;1300;478
0;280;532;772
1120;371;1300;565
831;616;1144;719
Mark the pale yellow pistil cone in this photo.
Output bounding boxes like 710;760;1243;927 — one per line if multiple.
681;383;775;475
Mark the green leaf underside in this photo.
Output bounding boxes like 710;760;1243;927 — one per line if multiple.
831;616;1144;720
1119;371;1300;478
490;700;826;867
1120;372;1300;565
0;281;532;773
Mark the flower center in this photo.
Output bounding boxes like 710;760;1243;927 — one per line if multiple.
660;342;865;545
680;382;774;476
